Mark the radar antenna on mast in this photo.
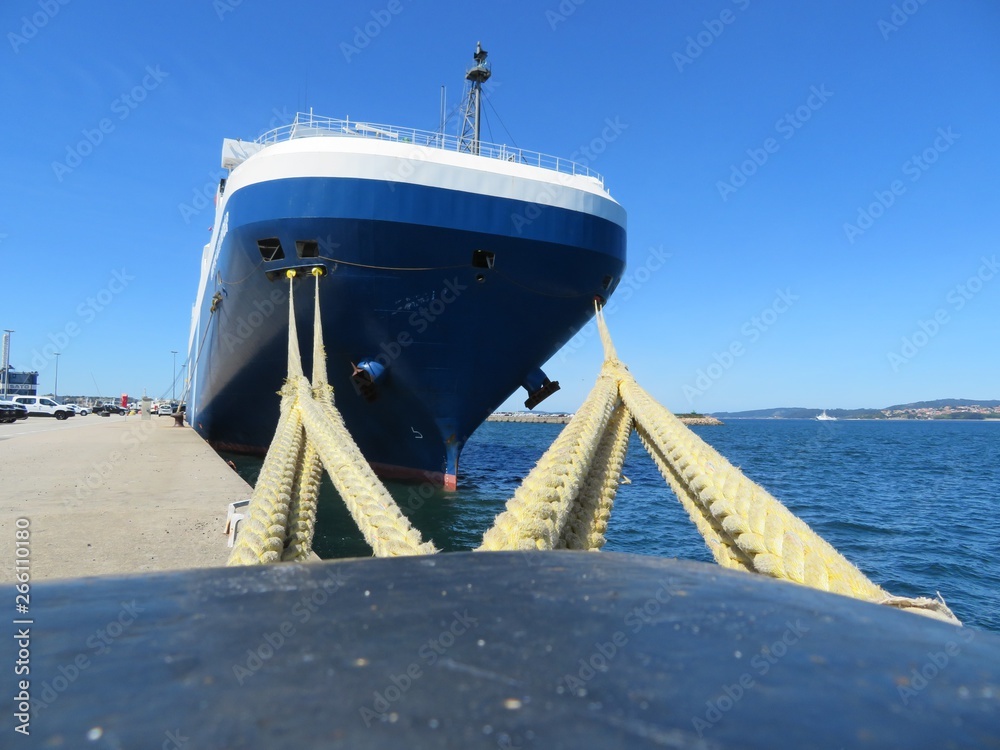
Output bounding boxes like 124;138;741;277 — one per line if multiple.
458;41;492;155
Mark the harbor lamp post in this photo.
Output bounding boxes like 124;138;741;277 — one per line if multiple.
171;350;178;401
1;329;12;399
54;352;60;399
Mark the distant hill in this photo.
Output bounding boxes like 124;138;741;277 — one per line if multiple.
710;407;884;419
883;398;1000;410
711;399;999;419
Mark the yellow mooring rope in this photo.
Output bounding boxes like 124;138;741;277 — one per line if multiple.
226;274;961;625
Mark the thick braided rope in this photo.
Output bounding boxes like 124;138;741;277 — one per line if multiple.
228;273;309;565
592;307;959;623
620;373;887;598
590;304;750;570
309;269;332;390
282;272;332;562
632;418;755;573
877;594;963;624
477;366;619;551
297;378;437;556
282;439;323;562
621;375;960;624
294;269;435;557
227;384;305;565
558;402;632;550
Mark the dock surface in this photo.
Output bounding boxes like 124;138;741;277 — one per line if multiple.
0;414;250;582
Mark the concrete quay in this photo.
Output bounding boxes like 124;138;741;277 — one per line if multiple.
487;412;572;424
0;414;252;582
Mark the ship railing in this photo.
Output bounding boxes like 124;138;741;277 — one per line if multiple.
255;112;604;186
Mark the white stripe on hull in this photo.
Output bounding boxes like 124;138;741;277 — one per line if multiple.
224;138;627;228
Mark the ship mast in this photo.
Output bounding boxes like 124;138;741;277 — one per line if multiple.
458;41;491;155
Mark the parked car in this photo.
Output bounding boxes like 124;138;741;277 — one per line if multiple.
94;402;125;416
13;396;75;420
158;402;176;416
66;404;89;416
0;399;29;423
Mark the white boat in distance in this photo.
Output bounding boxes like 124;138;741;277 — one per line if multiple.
816;410;837;421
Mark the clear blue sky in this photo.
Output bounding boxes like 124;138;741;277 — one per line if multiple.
1;0;997;413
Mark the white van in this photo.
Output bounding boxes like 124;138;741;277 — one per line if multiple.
13;396;76;420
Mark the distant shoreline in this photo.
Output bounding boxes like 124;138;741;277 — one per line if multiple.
486;414;999;425
711;417;1000;422
711;401;1000;421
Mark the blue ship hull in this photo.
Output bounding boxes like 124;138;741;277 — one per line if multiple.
189;145;626;488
